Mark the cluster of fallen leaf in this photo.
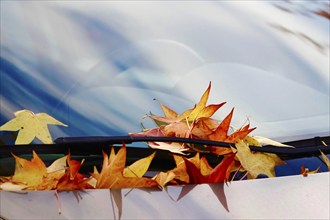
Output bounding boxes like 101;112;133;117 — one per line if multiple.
0;82;329;191
0;144;237;190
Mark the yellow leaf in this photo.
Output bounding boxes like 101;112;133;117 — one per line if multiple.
200;156;213;176
234;141;285;179
170;153;200;183
320;150;330;171
244;136;262;147
46;155;67;173
160;103;178;119
153;171;176;187
124;152;156;177
183;82;211;121
0;110;67;144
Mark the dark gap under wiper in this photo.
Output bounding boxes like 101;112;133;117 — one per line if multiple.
0;136;329;158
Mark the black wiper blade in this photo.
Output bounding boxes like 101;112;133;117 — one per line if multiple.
54;136;232;148
55;136;330;157
0;136;329;158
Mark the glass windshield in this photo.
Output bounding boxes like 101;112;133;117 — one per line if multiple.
1;1;329;143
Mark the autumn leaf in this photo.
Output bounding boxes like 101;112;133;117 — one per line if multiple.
153;171;176;188
147;142;189;155
148;82;225;124
0;152;69;190
0;110;67;144
56;153;92;190
225;125;256;143
252;136;294;147
320;150;330;171
163;117;218;139
208;108;255;144
160;103;179;119
183;153;236;184
233;140;285;179
170;153;200;183
208;108;234;142
200;156;214;176
11;151;47;187
93;146;158;189
124;152;156;177
178;82;225;121
300;165;320;177
36;155;67;190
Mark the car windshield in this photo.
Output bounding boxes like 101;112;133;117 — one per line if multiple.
1;1;329;144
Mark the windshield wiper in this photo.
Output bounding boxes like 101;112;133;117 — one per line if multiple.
0;136;329;158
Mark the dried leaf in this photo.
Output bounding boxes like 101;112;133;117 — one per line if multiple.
300;165;320;177
183;153;236;184
94;146;158;189
320;150;330;171
234;141;285;179
171;153;200;183
0;182;27;190
253;136;294;147
179;82;211;121
56;153;92;190
0;110;67;144
124;152;156;177
11;151;47;187
208;108;234;142
148;142;189;155
46;155;67;173
200;156;213;176
225;126;256;143
160;103;179;119
153;171;176;187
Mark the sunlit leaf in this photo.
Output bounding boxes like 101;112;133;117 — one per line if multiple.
0;110;67;144
11;151;47;187
124;152;156;177
148;142;189;155
234;141;285;179
153;171;176;188
56;153;92;190
300;165;320;177
183;153;236;184
320;150;330;171
94;146;158;189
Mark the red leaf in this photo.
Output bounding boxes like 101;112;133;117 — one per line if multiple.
207;153;236;182
183;153;236;184
56;152;92;190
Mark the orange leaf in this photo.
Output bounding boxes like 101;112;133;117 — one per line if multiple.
208;108;234;142
11;151;47;187
56;153;92;190
196;102;226;119
300;165;320;177
225;126;256;143
94;146;158;189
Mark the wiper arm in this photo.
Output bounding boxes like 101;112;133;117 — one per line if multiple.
0;136;329;158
